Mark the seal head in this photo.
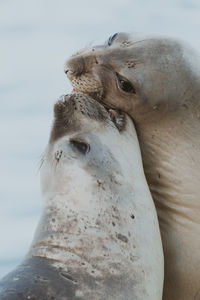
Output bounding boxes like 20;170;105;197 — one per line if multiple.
65;32;200;123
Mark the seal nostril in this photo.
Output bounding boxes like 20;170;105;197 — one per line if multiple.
65;69;69;74
55;150;63;162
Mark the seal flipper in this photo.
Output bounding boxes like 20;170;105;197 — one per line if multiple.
0;257;77;300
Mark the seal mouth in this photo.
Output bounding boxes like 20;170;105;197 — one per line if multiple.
97;98;118;110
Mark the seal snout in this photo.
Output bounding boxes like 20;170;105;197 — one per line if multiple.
52;93;128;143
54;94;75;116
50;93;109;143
65;53;98;79
65;55;86;78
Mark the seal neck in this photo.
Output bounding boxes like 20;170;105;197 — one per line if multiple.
137;113;200;228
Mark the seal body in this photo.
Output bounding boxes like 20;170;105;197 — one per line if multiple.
65;34;200;300
0;94;163;299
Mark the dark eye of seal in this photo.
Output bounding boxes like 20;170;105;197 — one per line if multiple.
108;33;118;46
70;139;90;155
116;73;136;94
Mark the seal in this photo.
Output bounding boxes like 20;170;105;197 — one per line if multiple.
64;33;200;300
0;93;164;299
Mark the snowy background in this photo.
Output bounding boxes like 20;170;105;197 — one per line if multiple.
1;0;200;278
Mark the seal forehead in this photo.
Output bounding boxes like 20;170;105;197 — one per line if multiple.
108;34;184;63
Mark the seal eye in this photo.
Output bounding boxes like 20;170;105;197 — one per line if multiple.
70;139;90;155
108;33;118;46
116;73;136;94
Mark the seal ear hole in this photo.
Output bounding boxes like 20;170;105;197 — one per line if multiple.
70;139;90;155
116;72;136;94
107;33;118;46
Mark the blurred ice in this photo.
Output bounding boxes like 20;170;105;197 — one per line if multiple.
1;0;200;278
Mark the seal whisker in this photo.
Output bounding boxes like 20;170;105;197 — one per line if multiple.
37;152;46;173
